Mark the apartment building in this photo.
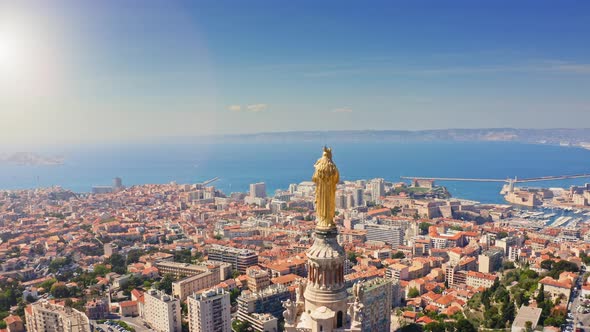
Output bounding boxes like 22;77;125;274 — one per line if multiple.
172;270;218;301
361;278;393;332
25;301;90;332
144;289;182;332
364;224;405;249
386;263;409;282
465;271;497;289
208;244;258;273
246;267;270;293
237;284;290;331
187;288;231;332
154;261;219;278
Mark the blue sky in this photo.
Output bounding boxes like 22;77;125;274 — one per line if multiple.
1;0;589;144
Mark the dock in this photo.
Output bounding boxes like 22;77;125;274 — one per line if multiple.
400;173;590;183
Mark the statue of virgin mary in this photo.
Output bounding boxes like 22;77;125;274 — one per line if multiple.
312;147;339;230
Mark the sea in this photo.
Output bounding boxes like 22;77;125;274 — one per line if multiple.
2;141;590;204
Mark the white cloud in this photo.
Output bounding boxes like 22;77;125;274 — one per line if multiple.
550;63;590;74
332;108;353;113
228;104;242;111
247;104;268;112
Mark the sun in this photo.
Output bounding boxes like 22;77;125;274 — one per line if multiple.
0;31;26;77
0;14;34;83
0;11;61;96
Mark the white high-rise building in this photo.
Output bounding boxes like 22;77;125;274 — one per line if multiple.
353;188;364;207
346;194;355;209
25;301;90;332
336;192;347;209
249;182;267;198
369;178;385;203
144;289;182;332
187;288;231;332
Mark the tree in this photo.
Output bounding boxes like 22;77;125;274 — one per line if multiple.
424;322;445;332
494;285;508;303
64;298;74;307
481;289;491;310
347;252;358;264
408;287;420;298
449;225;464;232
39;278;57;291
93;264;110;276
513;289;526;307
540;259;553;270
544;312;566;327
455;319;477;332
419;222;432;234
232;320;251;332
230;288;241;306
157;274;175;294
502;300;516;323
540;299;552;325
107;253;126;274
173;249;193;264
181;321;189;332
536;284;545;304
496;231;508;239
547;260;579;279
392;251;405;259
399;324;423;332
50;283;69;298
126;249;144;264
503;261;516;270
483;305;502;328
48;257;71;273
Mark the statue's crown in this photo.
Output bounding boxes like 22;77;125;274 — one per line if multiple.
323;146;332;160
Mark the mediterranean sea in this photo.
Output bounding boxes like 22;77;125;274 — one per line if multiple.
2;141;590;204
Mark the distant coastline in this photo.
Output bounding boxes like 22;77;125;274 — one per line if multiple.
0;152;64;166
173;128;590;149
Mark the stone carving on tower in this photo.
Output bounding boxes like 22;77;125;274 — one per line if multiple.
283;299;297;325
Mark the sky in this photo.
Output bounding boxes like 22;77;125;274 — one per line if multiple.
1;0;590;144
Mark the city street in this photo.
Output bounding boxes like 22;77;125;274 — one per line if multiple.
568;272;590;332
572;293;590;331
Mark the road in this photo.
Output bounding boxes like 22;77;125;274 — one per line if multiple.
91;317;153;332
570;271;590;331
119;316;152;332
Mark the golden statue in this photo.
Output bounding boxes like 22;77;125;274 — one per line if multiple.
312;146;339;230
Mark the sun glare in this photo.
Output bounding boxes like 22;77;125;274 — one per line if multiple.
0;9;62;97
0;29;27;77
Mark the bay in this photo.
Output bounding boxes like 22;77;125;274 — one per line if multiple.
1;141;590;204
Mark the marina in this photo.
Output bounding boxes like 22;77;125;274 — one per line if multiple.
506;206;590;230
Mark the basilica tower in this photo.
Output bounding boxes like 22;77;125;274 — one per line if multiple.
284;147;352;332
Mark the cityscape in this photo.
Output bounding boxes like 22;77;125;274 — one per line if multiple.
2;1;590;332
2;146;590;332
